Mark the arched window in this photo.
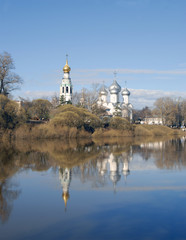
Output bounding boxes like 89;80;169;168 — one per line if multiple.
70;87;72;94
66;86;68;93
62;87;64;93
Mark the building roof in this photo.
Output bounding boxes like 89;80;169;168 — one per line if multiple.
121;87;130;96
100;85;108;95
63;59;71;73
109;80;121;94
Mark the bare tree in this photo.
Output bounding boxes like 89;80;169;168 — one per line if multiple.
180;99;186;125
153;97;178;126
133;106;152;122
51;93;59;108
0;52;23;96
72;84;101;109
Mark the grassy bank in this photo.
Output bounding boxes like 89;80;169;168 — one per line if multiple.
134;124;183;137
1;123;184;142
92;128;134;138
0;104;185;141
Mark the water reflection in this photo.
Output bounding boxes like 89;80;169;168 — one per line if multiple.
58;149;133;209
0;180;20;223
59;167;71;210
0;136;186;221
96;147;132;191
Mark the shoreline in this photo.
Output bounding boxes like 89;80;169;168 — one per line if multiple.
0;124;185;142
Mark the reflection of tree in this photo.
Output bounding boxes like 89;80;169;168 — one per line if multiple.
0;143;50;222
154;139;186;169
0;136;185;221
0;180;20;223
138;138;186;169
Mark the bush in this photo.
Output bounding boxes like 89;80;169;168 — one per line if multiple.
31;99;52;120
109;117;133;130
51;105;101;132
0;95;27;129
51;111;83;128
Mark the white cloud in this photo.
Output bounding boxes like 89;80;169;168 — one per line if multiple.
21;90;57;100
76;68;186;75
130;89;186;109
178;63;186;68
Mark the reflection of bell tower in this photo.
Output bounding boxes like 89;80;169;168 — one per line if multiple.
59;167;71;210
108;153;121;192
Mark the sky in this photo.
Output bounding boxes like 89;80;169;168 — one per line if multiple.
0;0;186;109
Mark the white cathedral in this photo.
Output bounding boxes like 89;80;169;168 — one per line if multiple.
60;57;133;120
97;74;133;120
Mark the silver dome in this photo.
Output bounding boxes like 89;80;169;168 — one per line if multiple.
109;80;121;94
121;88;130;96
100;85;108;95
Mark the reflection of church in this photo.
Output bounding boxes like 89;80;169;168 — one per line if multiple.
58;148;133;208
97;148;133;190
59;167;71;210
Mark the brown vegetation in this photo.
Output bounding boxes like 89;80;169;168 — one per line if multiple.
0;97;185;141
134;124;182;136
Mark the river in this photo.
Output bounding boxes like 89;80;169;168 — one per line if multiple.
0;136;186;240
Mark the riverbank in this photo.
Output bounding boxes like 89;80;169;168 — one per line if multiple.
0;123;184;142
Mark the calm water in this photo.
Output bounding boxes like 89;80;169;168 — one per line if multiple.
0;136;186;240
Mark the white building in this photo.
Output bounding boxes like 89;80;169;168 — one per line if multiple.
97;75;133;120
59;57;73;103
141;117;164;125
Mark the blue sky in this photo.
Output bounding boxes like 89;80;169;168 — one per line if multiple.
0;0;186;108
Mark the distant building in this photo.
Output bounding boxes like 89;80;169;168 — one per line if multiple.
141;117;164;125
15;100;23;109
97;74;133;120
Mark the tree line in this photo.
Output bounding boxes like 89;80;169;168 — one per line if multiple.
133;97;186;127
1;51;186;130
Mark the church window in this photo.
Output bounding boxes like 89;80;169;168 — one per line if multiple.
70;87;72;94
62;87;64;93
66;86;68;93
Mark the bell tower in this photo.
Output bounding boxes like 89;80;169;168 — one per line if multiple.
60;55;73;103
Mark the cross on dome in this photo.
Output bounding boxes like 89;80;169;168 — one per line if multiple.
63;54;71;73
114;71;117;80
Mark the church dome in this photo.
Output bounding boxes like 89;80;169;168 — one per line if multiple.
63;60;71;73
100;85;108;95
121;88;130;96
109;80;121;94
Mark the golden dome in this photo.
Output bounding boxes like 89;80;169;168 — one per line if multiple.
62;192;70;208
63;59;71;73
